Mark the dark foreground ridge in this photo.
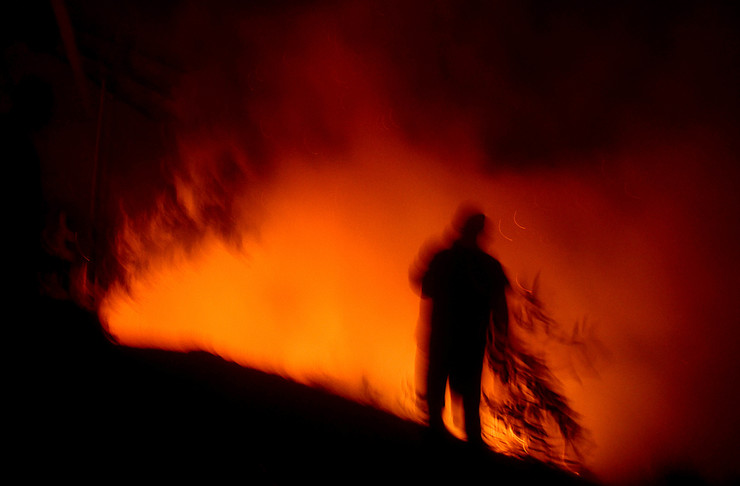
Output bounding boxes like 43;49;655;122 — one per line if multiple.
17;295;598;484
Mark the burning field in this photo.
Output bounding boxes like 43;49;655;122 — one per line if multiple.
11;1;740;484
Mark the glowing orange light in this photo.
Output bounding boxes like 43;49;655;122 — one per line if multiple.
497;218;514;242
514;273;533;294
513;210;527;230
97;135;594;468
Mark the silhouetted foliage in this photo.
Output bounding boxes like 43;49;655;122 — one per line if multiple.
484;276;593;472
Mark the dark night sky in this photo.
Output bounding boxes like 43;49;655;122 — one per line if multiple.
5;0;739;212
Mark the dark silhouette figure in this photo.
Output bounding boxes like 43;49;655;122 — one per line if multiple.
415;207;509;446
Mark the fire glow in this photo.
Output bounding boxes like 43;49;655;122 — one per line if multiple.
34;1;738;484
98;130;602;468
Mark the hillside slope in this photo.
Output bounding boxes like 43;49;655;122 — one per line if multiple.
16;296;595;484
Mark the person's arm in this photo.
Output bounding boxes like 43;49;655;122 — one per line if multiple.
489;265;511;381
420;253;443;299
492;284;509;339
491;261;510;338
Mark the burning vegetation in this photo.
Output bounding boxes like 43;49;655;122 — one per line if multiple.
16;1;740;484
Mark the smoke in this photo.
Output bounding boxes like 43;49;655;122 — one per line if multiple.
24;0;740;484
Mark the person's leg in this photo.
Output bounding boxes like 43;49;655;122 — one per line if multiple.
460;378;483;447
451;349;485;447
425;354;448;433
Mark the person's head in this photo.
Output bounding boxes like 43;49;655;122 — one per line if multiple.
461;212;486;240
452;203;487;247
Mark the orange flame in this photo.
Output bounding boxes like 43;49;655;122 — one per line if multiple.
98;129;588;460
77;4;740;483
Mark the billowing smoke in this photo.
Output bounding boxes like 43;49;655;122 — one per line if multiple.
22;0;740;484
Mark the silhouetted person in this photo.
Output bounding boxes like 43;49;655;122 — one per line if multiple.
415;207;509;446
